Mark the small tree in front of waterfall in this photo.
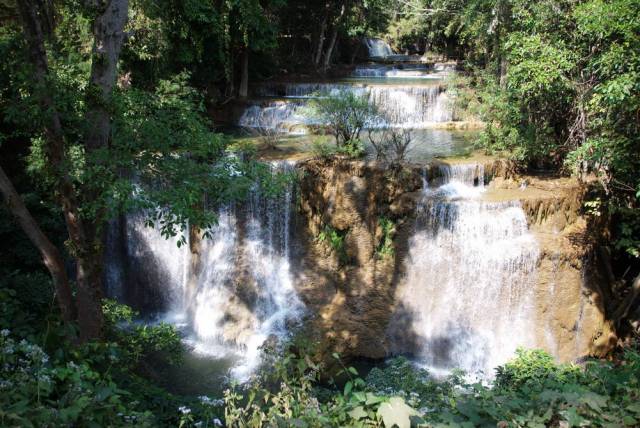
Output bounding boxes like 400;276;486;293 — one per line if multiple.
368;128;414;164
305;90;378;157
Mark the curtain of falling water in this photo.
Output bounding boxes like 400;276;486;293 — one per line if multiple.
392;164;540;377
105;161;303;380
239;84;452;132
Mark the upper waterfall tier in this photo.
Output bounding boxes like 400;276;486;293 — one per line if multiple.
363;37;395;58
352;63;455;79
239;82;452;132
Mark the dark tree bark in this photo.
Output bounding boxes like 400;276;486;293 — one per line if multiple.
0;166;76;324
314;3;329;67
16;0;129;342
74;0;129;342
322;2;345;73
239;47;249;98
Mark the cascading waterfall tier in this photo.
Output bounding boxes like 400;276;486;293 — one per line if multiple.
391;163;540;377
352;63;453;79
239;83;451;132
105;161;303;379
363;37;394;58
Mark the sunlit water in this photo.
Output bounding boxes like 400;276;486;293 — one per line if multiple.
390;164;539;378
105;161;303;382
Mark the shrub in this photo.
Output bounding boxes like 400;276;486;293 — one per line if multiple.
311;137;337;159
376;216;395;258
304;90;379;148
336;138;365;159
0;330;153;427
317;225;348;264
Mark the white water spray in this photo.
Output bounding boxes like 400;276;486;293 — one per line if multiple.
394;163;539;377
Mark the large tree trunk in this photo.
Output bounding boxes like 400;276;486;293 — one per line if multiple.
239;47;249;98
75;0;129;342
322;3;345;73
0;165;76;324
17;0;129;342
314;4;329;67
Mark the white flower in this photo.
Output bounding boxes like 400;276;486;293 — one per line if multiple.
213;418;223;426
178;406;191;415
0;329;9;337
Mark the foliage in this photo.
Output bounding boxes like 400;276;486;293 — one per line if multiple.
0;330;154;427
102;300;183;367
337;138;366;159
224;347;419;428
317;225;348;264
224;345;640;427
311;137;337;159
494;348;581;389
375;216;395;258
305;90;379;148
452;0;640;262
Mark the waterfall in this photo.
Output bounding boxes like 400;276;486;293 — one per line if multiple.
433;63;457;73
392;163;539;377
105;161;303;380
352;63;448;79
240;83;452;131
237;101;311;134
363;38;394;58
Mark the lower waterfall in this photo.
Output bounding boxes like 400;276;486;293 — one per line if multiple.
105;161;303;379
392;163;540;377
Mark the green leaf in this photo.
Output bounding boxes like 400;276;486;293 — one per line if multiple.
580;392;608;412
349;406;368;420
377;397;418;428
366;393;385;406
352;391;366;403
344;381;353;397
627;403;640;414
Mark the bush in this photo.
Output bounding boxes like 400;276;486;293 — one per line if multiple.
495;348;581;389
0;330;153;427
368;129;413;164
310;137;337;159
317;225;348;264
304;90;379;148
336;138;365;159
375;216;395;258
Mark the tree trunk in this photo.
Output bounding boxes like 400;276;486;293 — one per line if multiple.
75;0;129;342
499;56;508;88
84;0;129;153
314;4;329;67
322;3;345;73
349;42;361;65
17;0;130;342
0;165;76;324
239;47;249;98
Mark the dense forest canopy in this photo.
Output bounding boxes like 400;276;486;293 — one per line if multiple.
0;0;639;426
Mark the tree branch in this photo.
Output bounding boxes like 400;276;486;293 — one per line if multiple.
0;165;76;324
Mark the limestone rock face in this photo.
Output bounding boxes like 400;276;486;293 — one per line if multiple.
293;158;607;366
488;176;606;362
293;158;423;361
